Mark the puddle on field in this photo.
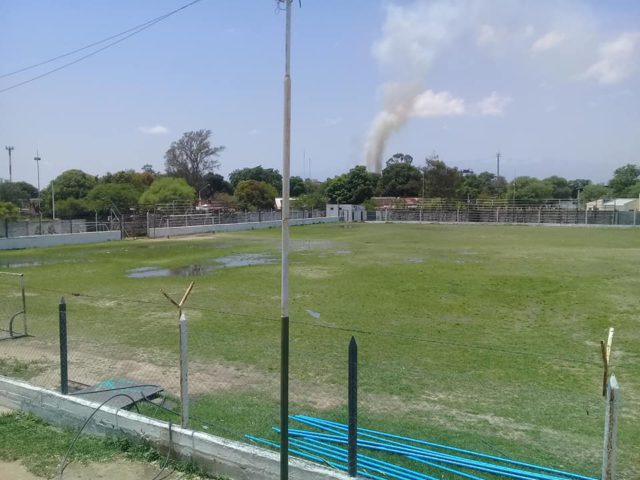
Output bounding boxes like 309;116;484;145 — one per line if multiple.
0;260;44;269
127;253;276;278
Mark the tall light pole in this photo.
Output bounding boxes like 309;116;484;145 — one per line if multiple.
5;146;14;182
279;1;293;478
34;153;42;234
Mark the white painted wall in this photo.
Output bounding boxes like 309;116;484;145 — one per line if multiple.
149;216;338;238
0;231;121;250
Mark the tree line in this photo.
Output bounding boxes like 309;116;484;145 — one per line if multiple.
1;129;638;219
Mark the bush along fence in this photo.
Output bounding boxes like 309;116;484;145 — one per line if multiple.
0;291;624;480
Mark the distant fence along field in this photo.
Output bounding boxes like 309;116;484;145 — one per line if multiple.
373;202;639;225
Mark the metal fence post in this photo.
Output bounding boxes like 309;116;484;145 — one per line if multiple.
348;336;358;477
602;375;620;480
59;297;68;394
179;312;189;428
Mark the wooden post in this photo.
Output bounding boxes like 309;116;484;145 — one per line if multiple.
602;375;620;480
179;312;189;428
601;327;614;396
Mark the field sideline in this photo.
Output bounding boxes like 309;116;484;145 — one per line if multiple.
1;223;638;478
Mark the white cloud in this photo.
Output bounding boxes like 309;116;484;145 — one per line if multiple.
476;24;498;47
583;32;640;84
412;89;465;117
139;125;169;135
531;31;565;53
477;92;512;116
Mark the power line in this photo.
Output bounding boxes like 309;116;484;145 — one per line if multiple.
0;0;203;94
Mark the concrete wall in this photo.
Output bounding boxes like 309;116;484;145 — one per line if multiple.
0;377;352;480
149;216;338;238
0;231;121;250
2;218;87;237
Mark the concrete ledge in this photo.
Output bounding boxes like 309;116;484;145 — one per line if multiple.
0;231;121;250
0;376;352;480
149;216;338;238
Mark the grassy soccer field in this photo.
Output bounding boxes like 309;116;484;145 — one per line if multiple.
1;223;639;478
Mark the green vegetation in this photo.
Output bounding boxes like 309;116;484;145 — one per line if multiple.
0;224;638;477
0;412;220;478
0;358;47;380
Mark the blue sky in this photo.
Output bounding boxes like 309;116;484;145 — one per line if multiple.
1;0;639;188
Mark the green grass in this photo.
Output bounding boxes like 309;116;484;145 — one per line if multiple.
0;358;47;380
1;223;639;477
0;411;220;479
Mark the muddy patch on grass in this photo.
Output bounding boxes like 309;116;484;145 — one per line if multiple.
126;253;276;278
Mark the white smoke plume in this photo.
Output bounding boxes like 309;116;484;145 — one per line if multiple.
365;1;469;173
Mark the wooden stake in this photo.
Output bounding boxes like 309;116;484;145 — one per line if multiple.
601;327;614;397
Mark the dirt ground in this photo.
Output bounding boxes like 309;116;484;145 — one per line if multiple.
0;459;169;480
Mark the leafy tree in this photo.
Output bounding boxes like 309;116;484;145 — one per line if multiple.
139;177;195;205
0;201;20;219
379;162;422;197
0;181;38;206
229;166;282;194
202;172;233;198
325;166;378;204
292;192;326;210
510;176;553;202
46;169;97;201
289;176;306;197
87;183;141;213
543;176;572;199
581;184;610;202
609;164;640;196
55;198;94;218
101;169;154;192
164;130;224;189
423;158;462;198
386;153;414;166
234;180;277;210
568;179;592;198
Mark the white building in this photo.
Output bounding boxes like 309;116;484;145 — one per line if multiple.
326;204;366;222
586;198;640;211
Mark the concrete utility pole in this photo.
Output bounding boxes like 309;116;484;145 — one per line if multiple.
279;1;293;478
496;152;501;181
34;153;42;234
5;146;14;182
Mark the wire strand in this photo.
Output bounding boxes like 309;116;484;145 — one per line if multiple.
0;0;203;94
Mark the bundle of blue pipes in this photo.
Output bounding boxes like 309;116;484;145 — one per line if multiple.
246;415;598;480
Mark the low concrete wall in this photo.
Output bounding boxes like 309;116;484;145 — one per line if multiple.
0;377;352;480
149;216;338;238
0;231;121;250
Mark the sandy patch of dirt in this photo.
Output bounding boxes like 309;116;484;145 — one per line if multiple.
0;459;171;480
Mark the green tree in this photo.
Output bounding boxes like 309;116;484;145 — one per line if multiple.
229;166;282;194
609;164;640;196
289;176;306;197
0;181;38;206
0;201;20;219
582;184;610;202
543;176;572;199
568;179;592;198
234;180;277;210
87;183;141;213
202;172;233;198
423;158;462;198
139;177;195;205
101;169;154;192
379;162;422;197
510;176;553;202
46;170;97;201
55;198;94;218
292;192;326;210
386;153;414;166
325;166;378;204
164;130;224;189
